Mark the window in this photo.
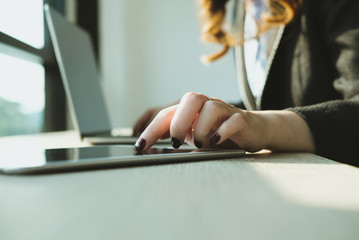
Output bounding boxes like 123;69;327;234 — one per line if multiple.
0;0;44;49
0;53;45;135
0;0;66;136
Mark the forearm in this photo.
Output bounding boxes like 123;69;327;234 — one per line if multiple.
256;110;316;153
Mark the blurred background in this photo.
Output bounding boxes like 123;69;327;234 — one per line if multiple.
0;0;239;136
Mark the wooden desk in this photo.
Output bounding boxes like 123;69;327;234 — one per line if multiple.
0;131;358;240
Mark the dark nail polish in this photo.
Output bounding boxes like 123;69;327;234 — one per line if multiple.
194;140;202;149
209;133;221;146
171;137;181;149
134;138;146;152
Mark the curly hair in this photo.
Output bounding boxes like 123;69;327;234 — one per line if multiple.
200;0;302;62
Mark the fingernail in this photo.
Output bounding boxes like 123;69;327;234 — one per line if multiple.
194;140;202;149
171;137;181;149
209;133;221;146
134;138;146;152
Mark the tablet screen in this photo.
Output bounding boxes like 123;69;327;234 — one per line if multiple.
0;145;245;174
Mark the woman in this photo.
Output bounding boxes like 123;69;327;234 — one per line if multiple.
134;0;359;167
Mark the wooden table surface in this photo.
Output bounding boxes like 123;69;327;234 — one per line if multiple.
0;131;358;240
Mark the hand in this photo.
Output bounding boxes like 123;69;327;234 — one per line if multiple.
134;92;267;151
134;92;316;153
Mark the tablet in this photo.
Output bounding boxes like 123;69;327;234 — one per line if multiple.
0;145;245;174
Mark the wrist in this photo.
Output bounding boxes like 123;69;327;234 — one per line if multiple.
257;110;316;153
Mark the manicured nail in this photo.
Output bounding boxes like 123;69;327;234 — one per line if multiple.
134;138;146;152
194;140;202;149
171;137;181;149
209;133;221;146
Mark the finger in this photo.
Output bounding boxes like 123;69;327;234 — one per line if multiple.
192;100;231;148
139;111;159;135
209;112;247;147
170;92;209;145
160;130;170;140
133;109;155;136
135;105;178;151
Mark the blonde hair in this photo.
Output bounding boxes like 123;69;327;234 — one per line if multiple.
200;0;302;62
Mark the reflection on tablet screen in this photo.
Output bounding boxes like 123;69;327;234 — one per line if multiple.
0;145;245;174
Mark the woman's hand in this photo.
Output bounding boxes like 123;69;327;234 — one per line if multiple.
134;92;316;153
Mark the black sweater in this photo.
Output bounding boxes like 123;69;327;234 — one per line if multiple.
258;0;359;166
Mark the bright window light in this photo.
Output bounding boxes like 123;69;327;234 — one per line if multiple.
0;0;44;49
0;52;45;135
0;0;45;136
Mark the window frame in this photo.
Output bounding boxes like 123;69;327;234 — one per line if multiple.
0;0;67;134
0;0;99;135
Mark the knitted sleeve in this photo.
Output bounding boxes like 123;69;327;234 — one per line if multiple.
290;0;359;166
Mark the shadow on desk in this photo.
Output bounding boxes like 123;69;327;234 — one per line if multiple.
244;151;338;164
0;150;359;240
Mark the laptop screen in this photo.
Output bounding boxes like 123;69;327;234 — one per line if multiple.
45;4;112;136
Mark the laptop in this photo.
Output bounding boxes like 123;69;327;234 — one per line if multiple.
44;4;169;145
